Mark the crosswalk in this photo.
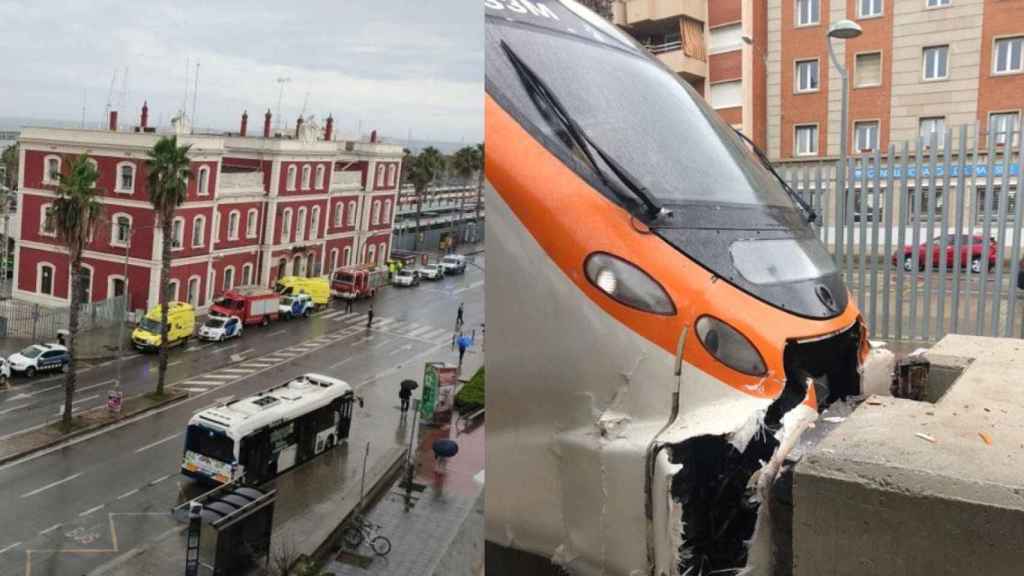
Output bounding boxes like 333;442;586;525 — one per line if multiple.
173;312;453;394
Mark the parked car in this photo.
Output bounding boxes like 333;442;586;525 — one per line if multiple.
440;254;467;275
133;302;196;351
417;263;446;281
198;315;243;342
891;235;997;273
279;293;314;319
8;343;70;378
393;268;420;287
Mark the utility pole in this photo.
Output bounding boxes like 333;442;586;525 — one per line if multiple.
275;77;291;132
404;397;420;512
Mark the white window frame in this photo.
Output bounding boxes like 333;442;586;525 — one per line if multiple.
383;199;392;223
376;164;385;187
334;202;344;227
197;167;210;196
223;266;235;291
192;215;206;248
227;210;240;241
854;51;883;88
111;213;132;247
854;120;880;152
310;206;320;239
922;45;949;81
315;165;325;189
367;244;376;265
116;161;135;194
347;201;357;226
37;262;56;296
988;111;1020;146
371;200;381;225
168;279;180;302
207;269;215;303
795;59;820;93
171;217;185;251
77;263;94;303
919;116;946;149
796;0;820;26
387;164;397;187
795;124;819;156
379;242;387;262
108;275;127;299
302;165;312;190
43;155;61;185
287;165;297;191
296;207;307;241
241;263;253;286
281;208;293;243
246;208;258;239
343;246;352;266
993;36;1024;75
39;203;56;237
330;248;339;272
926;0;950;8
859;0;882;18
187;275;201;306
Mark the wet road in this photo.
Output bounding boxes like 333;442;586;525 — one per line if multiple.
0;257;484;576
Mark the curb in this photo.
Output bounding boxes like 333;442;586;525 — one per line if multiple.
0;390;189;467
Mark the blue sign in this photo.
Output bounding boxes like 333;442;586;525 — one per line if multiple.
852;163;1021;180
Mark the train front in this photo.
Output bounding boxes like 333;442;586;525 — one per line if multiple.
484;2;868;575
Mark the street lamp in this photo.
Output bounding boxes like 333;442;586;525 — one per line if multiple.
827;19;862;266
111;221;158;412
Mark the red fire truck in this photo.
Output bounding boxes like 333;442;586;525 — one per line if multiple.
209;286;280;326
331;266;389;300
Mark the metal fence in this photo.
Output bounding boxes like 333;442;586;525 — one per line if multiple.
779;125;1022;343
0;294;126;340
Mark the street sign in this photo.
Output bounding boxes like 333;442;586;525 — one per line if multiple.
420;363;439;420
420;362;456;424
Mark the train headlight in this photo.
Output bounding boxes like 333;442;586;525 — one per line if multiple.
584;252;676;315
695;316;766;376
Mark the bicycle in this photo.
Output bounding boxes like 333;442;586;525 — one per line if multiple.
341;514;392;556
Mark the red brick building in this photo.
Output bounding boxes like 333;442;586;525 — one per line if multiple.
14;107;404;313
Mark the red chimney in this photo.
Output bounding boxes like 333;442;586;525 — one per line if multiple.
240;110;248;137
109;110;118;131
263;109;272;138
140;102;149;129
295;116;304;138
370;129;377;143
324;114;334;141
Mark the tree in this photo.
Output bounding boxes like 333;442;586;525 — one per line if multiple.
404;147;444;251
52;155;103;431
474;143;484;228
451;145;483;244
146;136;192;396
1;144;18;289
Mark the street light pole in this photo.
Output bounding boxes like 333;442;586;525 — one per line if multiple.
827;20;863;267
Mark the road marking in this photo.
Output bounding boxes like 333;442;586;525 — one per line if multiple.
375;318;397;328
117;489;139;500
186;344;212;352
388;344;414;356
422;328;450;340
75;379;117;394
0;403;34;416
203;373;241;379
168;360;183;367
218;369;254;375
0;542;21;554
269;329;287;337
344;315;367;325
181;387;210;393
407;325;434;337
39;523;62;535
21;472;83;498
71;394;98;406
181;380;224;386
149;474;171;485
134;432;182;454
6;383;63;401
79;504;105;517
320;310;345;320
328;357;354;370
370;338;393;349
243;363;274;369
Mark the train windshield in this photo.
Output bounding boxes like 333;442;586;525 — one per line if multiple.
486;17;794;209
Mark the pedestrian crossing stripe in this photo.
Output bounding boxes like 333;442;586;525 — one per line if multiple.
374;318;397;328
181;387;211;393
182;381;224;387
217;369;254;374
243;363;274;369
422;328;450;340
319;310;346;320
406;325;434;337
334;312;361;321
201;374;237;380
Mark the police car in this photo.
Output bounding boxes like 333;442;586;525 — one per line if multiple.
417;263;446;281
198;316;243;342
8;343;71;378
393;268;420;287
279;293;314;319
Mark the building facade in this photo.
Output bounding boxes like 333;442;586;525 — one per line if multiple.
611;0;1023;160
14;108;403;313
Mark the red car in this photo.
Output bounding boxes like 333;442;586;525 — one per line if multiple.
892;235;997;273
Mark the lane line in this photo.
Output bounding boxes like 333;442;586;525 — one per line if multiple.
117;488;139;500
75;379;117;394
328;357;354;370
217;369;254;375
0;542;21;554
79;504;105;517
370;338;393;349
168;360;183;367
71;394;99;406
243;363;274;369
149;474;170;485
0;403;35;416
181;380;224;386
269;329;287;337
375;318;397;328
21;472;82;498
407;326;434;337
39;523;62;535
134;432;182;454
180;387;211;393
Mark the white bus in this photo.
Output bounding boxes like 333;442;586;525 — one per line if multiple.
181;373;356;485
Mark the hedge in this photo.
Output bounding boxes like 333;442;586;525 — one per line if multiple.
454;366;485;413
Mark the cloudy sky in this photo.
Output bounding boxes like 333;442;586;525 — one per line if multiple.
0;0;482;144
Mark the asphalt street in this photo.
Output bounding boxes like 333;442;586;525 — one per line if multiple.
0;256;484;576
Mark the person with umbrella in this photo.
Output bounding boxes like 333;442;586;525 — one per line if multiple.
432;438;459;476
399;379;418;414
457;333;472;370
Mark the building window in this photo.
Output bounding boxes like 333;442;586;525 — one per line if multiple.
795;59;819;92
111;214;132;247
287;165;297;191
281;209;293;243
168;280;180;302
223;266;235;291
293;254;303;275
330;248;339;272
919;117;946;148
347;202;357;226
44;155;61;184
334;202;344;227
796;0;820;26
246;209;258;238
343;246;351;266
859;0;882;18
110;276;126;298
171;217;184;250
382;199;392;223
855;52;882;87
371;200;381;225
310;206;320;239
117;162;135;193
197;167;209;196
376;164;385;188
40;203;56;236
228;210;240;240
387;164;397;187
296;207;307;241
923;46;949;80
301;165;311;190
994;36;1024;75
192;216;205;247
989;112;1020;146
187;276;200;306
927;0;950;7
38;263;55;296
379;242;386;262
795;125;819;156
79;265;93;303
367;244;376;265
710;80;743;109
315;165;325;189
854;121;880;152
242;263;253;285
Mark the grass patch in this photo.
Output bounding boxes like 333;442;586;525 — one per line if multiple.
454;367;484;413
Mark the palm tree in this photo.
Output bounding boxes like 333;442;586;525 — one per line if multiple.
451;146;483;244
474;143;484;230
405;147;444;251
146;136;192;396
1;144;19;289
52;155;103;431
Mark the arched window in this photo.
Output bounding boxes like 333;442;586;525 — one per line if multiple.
44;155;61;185
310;206;320;239
192;215;205;247
292;254;303;275
211;212;220;243
315;165;325;189
347;201;357;226
334;202;344;227
382;199;392;223
197;167;210;195
78;264;93;303
246;209;258;238
301;165;311;189
281;209;293;243
241;263;253;285
116;162;135;193
387;164;396;187
168;279;180;301
296;207;307;241
379;242;387;263
277;257;287;280
376;164;385;188
37;263;55;295
111;213;132;247
343;246;351;266
187;276;200;306
109;275;126;299
228;210;240;240
371;200;381;225
306;253;317;277
330;248;338;272
223;266;235;291
171;217;185;249
367;244;376;265
40;203;55;236
207;269;216;303
287;165;297;191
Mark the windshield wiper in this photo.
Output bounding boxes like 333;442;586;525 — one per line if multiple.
500;40;671;222
734;128;816;224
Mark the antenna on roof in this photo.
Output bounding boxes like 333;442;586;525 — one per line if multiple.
191;59;200;128
119;66;129;116
299;89;310;120
104;69;118;127
182;56;191;120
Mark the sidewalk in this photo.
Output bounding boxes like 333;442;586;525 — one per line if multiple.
0;321;128;361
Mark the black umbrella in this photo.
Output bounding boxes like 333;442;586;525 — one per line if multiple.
400;379;419;391
433;439;459;459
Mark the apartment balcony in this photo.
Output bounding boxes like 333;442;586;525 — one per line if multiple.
647;41;707;80
612;0;704;27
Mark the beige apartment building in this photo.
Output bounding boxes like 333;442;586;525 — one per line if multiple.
608;0;1024;162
